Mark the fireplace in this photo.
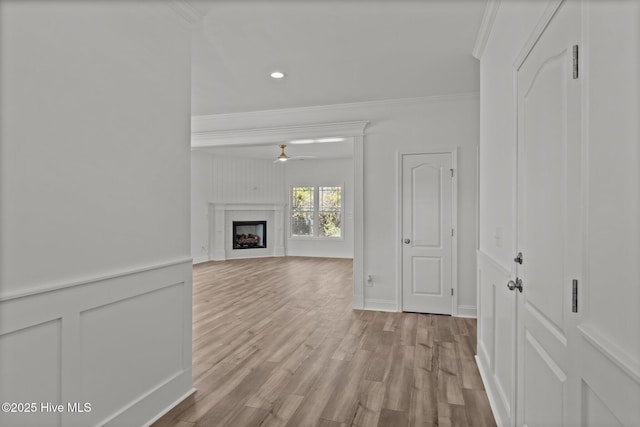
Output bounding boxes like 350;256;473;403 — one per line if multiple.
233;221;267;249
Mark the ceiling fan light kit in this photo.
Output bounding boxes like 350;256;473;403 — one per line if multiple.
277;144;289;162
273;144;317;163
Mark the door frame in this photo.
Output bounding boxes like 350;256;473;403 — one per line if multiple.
396;148;458;314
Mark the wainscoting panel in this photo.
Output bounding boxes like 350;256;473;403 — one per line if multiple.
0;319;63;427
578;326;640;427
581;379;624;427
0;259;193;427
81;284;185;425
476;250;513;427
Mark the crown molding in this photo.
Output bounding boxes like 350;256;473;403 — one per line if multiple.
192;92;479;129
473;0;502;60
191;121;369;148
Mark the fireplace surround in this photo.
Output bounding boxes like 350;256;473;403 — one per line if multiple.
209;203;286;260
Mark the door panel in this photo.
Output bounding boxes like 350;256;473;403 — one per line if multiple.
522;50;567;333
412;257;441;295
412;164;441;247
402;152;452;314
516;1;581;426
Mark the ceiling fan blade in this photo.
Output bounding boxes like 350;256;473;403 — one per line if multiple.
289;156;317;161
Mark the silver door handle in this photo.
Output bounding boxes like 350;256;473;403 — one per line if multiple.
404;238;411;244
507;278;524;292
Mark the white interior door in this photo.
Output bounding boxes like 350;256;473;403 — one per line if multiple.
401;152;453;314
515;2;581;425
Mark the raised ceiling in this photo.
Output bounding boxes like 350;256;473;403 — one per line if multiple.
190;0;487;116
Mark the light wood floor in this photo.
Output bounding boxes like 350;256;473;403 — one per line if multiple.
153;257;496;427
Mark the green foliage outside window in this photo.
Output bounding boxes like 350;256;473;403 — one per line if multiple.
291;186;342;238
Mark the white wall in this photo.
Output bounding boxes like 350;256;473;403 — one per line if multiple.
190;155;286;262
193;94;479;314
0;2;193;426
285;158;354;258
476;1;640;425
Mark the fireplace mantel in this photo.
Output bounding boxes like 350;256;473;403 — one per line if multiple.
209;203;286;261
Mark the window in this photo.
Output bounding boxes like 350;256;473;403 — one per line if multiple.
291;186;342;238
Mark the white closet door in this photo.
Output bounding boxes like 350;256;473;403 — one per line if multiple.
515;1;582;425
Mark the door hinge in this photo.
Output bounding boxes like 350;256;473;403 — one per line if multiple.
451;228;454;237
450;168;454;178
451;288;454;296
572;45;579;79
572;279;578;312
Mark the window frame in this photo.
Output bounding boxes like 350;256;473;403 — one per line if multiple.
289;184;344;240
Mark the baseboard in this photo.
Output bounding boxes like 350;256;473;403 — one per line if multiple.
475;355;508;427
212;249;226;261
456;305;477;318
353;294;364;310
363;299;398;312
192;255;209;264
104;369;194;427
143;384;196;427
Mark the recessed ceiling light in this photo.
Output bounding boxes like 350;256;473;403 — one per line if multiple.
270;71;285;79
316;137;345;143
290;139;315;144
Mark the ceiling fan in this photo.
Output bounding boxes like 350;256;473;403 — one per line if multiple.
273;144;316;163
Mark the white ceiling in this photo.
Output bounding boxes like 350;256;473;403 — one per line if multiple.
188;0;485;159
190;0;486;116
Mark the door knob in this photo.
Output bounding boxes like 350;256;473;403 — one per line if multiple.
404;238;411;244
507;278;524;292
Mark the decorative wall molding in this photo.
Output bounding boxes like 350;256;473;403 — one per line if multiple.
475;355;507;427
0;257;193;303
0;261;193;427
191;93;478;131
472;0;502;60
192;121;369;148
477;249;512;278
476;250;514;426
578;325;640;385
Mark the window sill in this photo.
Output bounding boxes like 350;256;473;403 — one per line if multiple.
288;236;344;242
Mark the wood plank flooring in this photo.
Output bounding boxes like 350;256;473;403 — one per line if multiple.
153;257;496;427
